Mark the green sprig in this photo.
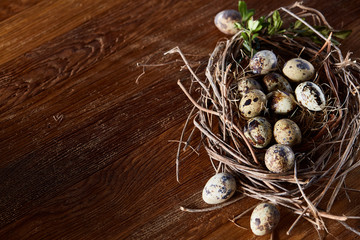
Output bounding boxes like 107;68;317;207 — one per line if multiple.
234;1;351;54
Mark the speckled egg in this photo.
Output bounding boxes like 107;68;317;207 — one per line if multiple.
244;117;272;148
283;58;315;82
295;81;326;111
214;10;241;35
267;91;297;115
265;144;295;173
238;78;263;96
274;119;302;146
239;90;267;118
250;50;277;75
202;173;236;204
250;203;280;236
263;72;293;93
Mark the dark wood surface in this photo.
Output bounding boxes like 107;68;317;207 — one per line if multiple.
0;0;359;239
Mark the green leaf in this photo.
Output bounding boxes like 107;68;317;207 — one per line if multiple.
252;33;259;39
241;32;249;41
267;26;275;35
234;22;243;30
294;20;303;29
247;17;262;32
254;24;262;32
272;10;281;24
333;30;352;39
247;18;258;31
238;1;247;18
243;10;255;22
242;41;252;53
270;10;283;32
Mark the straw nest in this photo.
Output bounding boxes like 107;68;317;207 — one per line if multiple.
167;2;360;236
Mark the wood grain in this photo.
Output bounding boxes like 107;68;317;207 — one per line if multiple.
0;0;359;239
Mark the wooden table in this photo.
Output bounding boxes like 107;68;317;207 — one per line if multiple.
0;0;359;239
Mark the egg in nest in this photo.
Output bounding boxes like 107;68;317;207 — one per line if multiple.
239;89;267;118
265;144;295;173
244;117;272;148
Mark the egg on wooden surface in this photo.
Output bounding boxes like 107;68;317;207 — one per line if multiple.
239;90;267;118
244;117;272;148
262;72;293;93
250;50;277;75
238;78;263;97
250;203;280;236
274;119;302;146
283;58;315;82
265;144;295;173
267;90;297;115
202;173;236;204
295;81;326;111
214;10;241;35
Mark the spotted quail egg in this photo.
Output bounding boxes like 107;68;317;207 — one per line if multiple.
250;50;277;75
283;58;315;82
239;90;266;118
295;81;326;111
238;78;263;96
263;72;293;93
250;203;280;236
202;172;236;204
244;117;272;148
274;119;301;146
267;91;297;115
265;144;295;173
214;10;241;35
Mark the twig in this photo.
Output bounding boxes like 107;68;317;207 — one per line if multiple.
177;80;219;116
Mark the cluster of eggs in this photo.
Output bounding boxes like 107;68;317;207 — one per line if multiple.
241;50;326;173
201;50;327;235
198;10;328;236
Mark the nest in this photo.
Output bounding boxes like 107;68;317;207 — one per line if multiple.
166;2;360;236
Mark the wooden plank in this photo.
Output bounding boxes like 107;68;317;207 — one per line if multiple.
0;0;42;22
0;0;359;239
0;0;121;66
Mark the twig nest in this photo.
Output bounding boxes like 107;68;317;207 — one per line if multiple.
250;203;280;236
265;144;295;173
267;91;297;115
214;10;241;35
238;78;263;96
202;173;236;204
244;117;272;148
263;72;293;93
239;90;266;118
295;82;326;111
274;119;302;146
250;50;277;74
283;58;315;82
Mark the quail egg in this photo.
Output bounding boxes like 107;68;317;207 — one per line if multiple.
250;50;277;75
265;144;295;173
283;58;315;82
250;203;280;236
214;10;241;35
267;91;297;115
295;81;326;111
202;173;236;204
263;72;293;93
238;78;263;96
239;90;266;118
244;117;272;148
274;119;302;146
